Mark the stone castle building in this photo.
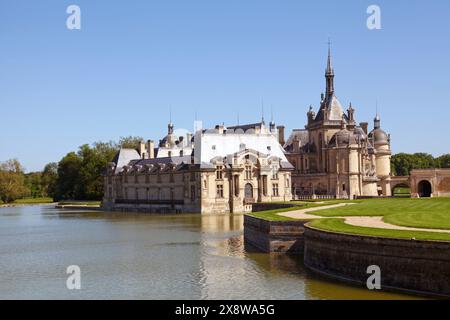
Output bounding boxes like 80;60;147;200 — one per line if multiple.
102;121;293;214
102;47;400;213
283;48;392;199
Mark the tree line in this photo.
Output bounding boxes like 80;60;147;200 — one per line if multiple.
1;148;449;204
0;137;142;203
391;153;450;176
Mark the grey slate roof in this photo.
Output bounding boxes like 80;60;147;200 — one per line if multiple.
112;149;141;173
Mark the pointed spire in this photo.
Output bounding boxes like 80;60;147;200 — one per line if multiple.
270;105;274;123
374;101;381;129
261;98;265;124
168;106;174;134
326;38;334;75
325;38;335;96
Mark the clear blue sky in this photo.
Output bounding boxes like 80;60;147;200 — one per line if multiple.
1;0;449;172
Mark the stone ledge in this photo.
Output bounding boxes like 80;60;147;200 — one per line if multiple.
244;215;308;253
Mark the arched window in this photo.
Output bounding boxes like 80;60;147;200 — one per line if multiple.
244;183;253;199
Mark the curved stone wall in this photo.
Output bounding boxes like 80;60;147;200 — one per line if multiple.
304;226;450;297
244;215;306;253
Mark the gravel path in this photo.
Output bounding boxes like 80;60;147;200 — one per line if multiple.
278;203;450;234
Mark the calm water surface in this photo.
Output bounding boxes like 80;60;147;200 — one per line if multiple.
0;205;416;300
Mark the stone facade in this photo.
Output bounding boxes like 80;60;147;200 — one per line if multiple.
103;122;293;214
410;169;450;198
283;48;392;199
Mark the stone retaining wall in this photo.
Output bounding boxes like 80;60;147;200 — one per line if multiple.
303;226;450;297
243;215;307;253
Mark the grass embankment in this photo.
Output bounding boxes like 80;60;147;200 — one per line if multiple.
310;198;450;230
248;197;450;242
309;218;450;242
247;200;354;221
0;197;54;205
58;201;101;206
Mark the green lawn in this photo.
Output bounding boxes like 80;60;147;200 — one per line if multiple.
309;218;450;242
309;198;450;230
0;197;54;205
248;200;353;221
392;187;411;197
247;197;450;242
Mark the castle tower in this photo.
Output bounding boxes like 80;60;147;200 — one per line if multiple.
369;114;392;196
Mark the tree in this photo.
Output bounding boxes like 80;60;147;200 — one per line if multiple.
118;136;143;149
391;153;439;176
24;172;44;198
0;159;29;203
77;142;116;200
54;152;83;201
437;154;450;168
42;162;58;197
53;141;118;201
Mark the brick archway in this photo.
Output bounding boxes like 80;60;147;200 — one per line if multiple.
418;180;432;198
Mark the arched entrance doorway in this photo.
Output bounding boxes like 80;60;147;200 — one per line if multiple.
418;180;432;198
244;183;254;201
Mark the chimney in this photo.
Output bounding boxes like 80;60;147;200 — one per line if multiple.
139;141;147;159
360;122;368;135
277;125;285;146
216;124;225;134
293;136;300;153
147;140;155;159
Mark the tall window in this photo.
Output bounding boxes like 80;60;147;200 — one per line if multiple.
245;165;252;180
191;185;196;201
263;176;268;196
272;184;279;197
272;166;278;179
216;184;224;198
216;165;223;180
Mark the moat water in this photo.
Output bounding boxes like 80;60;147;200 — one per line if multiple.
0;205;417;300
